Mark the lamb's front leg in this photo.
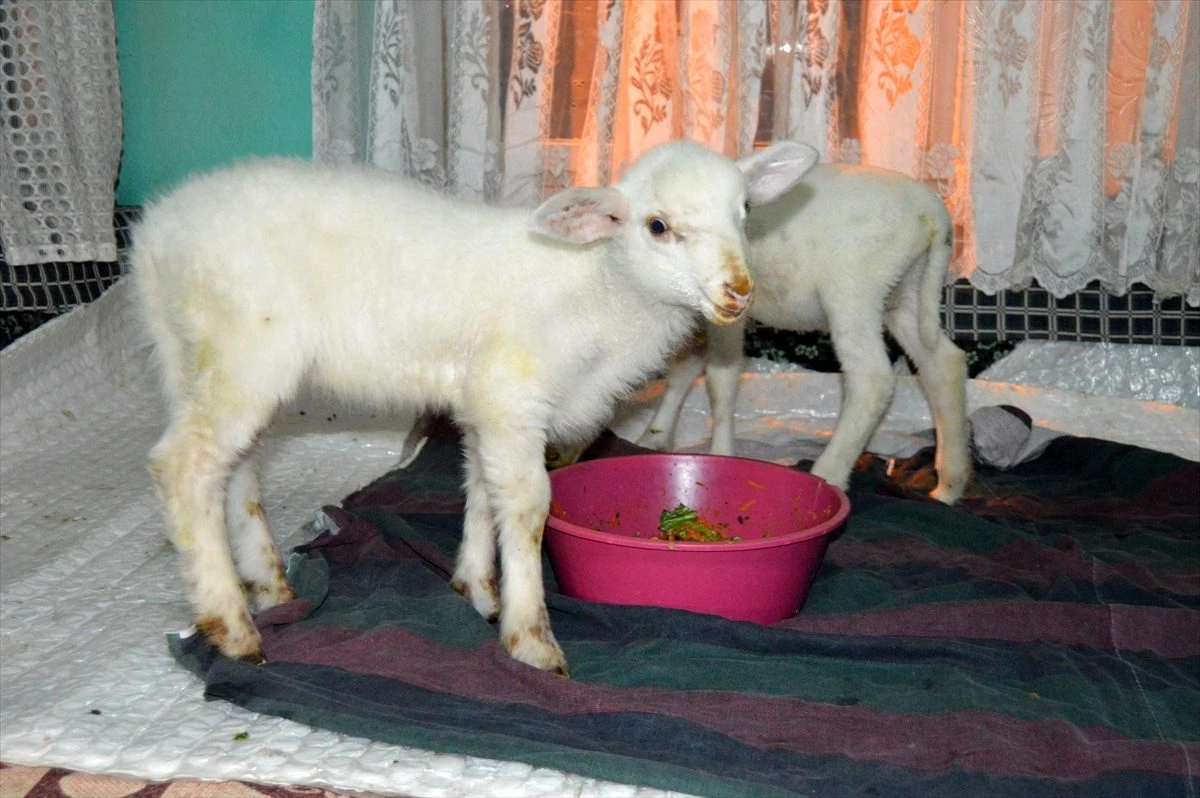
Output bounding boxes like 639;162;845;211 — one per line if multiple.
704;319;747;456
813;321;896;490
473;428;566;676
638;344;705;451
451;429;501;620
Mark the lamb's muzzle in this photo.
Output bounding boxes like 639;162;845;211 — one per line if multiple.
714;271;753;322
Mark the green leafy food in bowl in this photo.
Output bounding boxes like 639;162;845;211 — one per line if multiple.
654;503;741;543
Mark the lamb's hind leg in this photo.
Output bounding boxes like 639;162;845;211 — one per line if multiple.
886;308;971;504
151;403;274;661
928;335;971;503
226;453;295;611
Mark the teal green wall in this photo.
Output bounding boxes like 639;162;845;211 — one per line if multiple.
114;0;314;206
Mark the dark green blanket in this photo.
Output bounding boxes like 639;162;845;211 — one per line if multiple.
172;426;1200;797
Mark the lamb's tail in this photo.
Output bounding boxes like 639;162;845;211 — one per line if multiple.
130;226;188;409
918;206;954;351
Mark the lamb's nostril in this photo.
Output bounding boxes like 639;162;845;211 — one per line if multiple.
726;268;752;297
723;281;752;309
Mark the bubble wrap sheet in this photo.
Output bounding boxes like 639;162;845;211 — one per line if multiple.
978;340;1200;409
2;280;1197;797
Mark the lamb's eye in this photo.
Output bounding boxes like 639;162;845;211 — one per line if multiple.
647;217;670;237
743;200;751;215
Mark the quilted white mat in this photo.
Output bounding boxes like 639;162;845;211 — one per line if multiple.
1;279;1196;797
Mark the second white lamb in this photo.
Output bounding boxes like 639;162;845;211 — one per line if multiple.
639;162;972;505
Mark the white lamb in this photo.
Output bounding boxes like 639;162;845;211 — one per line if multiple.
132;139;818;675
638;163;972;505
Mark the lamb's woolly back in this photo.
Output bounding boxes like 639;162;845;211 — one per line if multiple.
741;164;949;328
134;139;820;674
135;158;582;317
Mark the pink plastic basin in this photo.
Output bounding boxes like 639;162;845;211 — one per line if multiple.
544;453;849;623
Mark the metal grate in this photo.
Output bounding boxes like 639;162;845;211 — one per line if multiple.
943;281;1198;346
0;207;140;312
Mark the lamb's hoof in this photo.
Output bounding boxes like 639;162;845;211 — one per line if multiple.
237;650;268;666
451;576;500;622
545;442;586;469
503;627;569;677
810;467;850;493
196;614;265;663
930;483;965;505
636;429;670;451
271;583;297;606
245;579;296;611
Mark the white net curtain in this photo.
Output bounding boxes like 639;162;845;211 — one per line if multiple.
0;0;122;267
314;0;1198;305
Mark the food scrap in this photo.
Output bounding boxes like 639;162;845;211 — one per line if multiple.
654;503;741;543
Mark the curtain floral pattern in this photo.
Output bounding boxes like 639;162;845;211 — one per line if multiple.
313;0;1198;304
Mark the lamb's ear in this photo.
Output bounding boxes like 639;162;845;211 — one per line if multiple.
531;187;630;244
737;141;820;206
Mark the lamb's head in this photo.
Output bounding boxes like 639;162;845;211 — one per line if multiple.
530;139;818;325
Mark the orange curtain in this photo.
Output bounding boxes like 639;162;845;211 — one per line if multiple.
313;0;1198;301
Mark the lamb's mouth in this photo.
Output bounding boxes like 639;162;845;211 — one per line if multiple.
710;301;747;325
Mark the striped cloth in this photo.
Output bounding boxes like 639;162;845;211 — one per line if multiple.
171;426;1200;798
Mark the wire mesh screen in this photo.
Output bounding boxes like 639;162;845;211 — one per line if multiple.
943;282;1199;346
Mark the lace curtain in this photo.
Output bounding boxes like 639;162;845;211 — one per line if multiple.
313;0;1198;305
0;0;123;266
